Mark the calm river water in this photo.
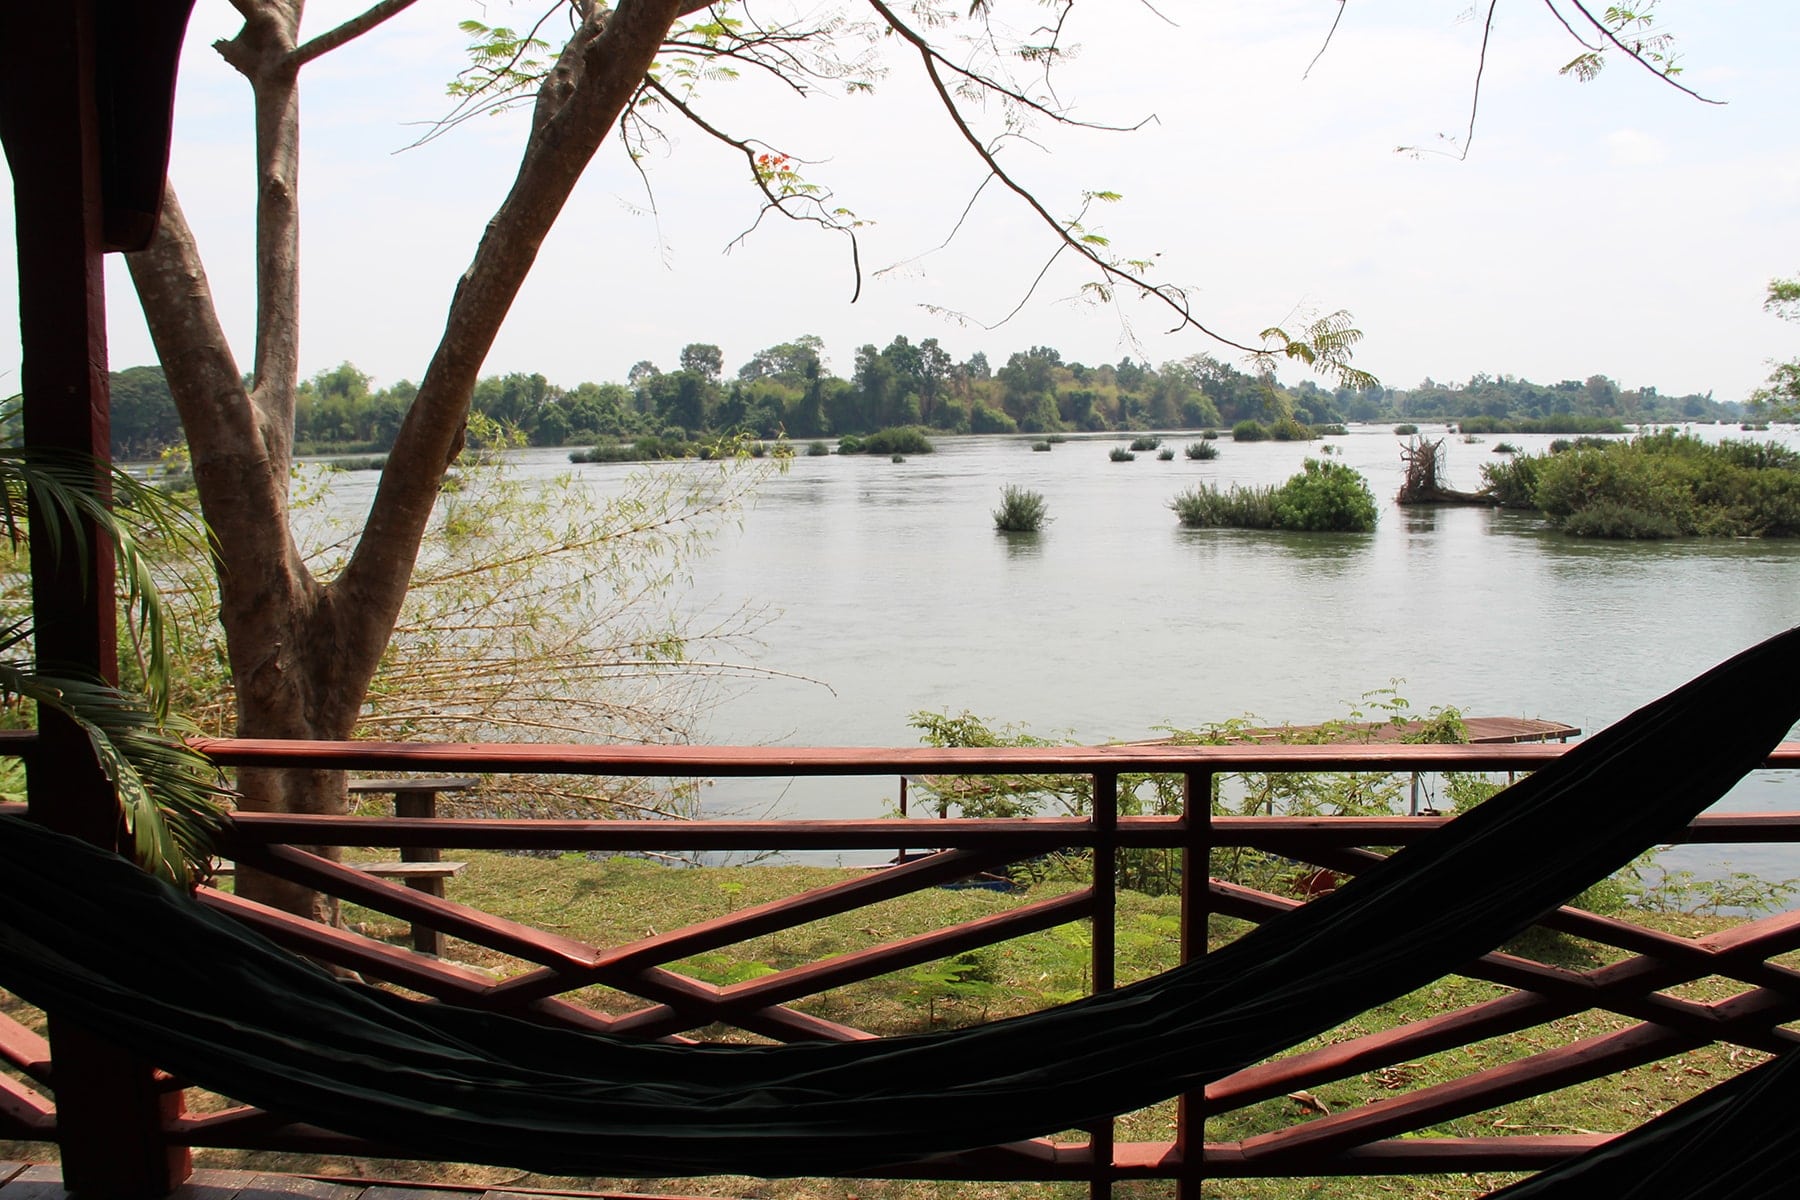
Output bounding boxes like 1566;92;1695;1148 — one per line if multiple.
321;424;1800;882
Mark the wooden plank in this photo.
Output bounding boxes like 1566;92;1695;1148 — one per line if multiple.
0;1072;55;1133
212;862;465;879
231;845;602;970
1236;1023;1686;1161
169;1168;259;1198
0;1012;51;1079
195;889;500;1002
348;778;477;794
233;1173;359;1200
0;1163;71;1200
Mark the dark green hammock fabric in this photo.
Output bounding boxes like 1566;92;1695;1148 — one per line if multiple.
0;627;1798;1183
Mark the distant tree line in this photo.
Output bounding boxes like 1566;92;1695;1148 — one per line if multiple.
102;341;1748;460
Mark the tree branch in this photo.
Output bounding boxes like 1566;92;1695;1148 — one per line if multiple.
338;0;690;675
862;0;1258;353
642;78;862;298
1566;0;1724;104
291;0;422;68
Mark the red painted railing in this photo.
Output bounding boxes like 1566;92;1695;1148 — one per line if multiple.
4;738;1800;1198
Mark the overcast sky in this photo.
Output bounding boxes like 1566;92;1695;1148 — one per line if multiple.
5;0;1798;401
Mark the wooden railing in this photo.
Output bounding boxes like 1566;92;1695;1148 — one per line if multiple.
4;738;1800;1197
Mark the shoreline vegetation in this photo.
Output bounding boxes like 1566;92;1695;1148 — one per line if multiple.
1469;430;1800;538
99;349;1747;463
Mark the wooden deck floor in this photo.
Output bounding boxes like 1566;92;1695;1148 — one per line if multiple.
0;1165;684;1200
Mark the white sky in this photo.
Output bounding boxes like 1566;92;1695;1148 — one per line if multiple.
5;0;1798;401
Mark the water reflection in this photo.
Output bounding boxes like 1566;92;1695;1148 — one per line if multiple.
998;531;1046;561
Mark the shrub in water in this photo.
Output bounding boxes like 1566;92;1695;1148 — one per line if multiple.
1492;441;1519;455
860;426;935;455
1185;441;1219;460
1157;446;1176;461
1232;419;1270;442
1129;435;1162;452
890;453;906;463
837;434;864;455
1202;429;1220;440
1170;483;1277;528
1269;417;1313;442
1313;423;1349;437
1109;446;1136;462
1031;440;1053;452
1270;458;1379;532
1394;423;1419;436
806;440;830;456
1560;499;1680;539
992;484;1050;533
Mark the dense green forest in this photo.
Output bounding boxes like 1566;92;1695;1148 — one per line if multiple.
103;338;1746;459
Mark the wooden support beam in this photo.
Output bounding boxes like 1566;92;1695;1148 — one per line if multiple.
0;3;193;1192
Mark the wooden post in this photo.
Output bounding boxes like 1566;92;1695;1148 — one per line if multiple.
394;786;446;954
1088;771;1118;1200
348;777;475;955
0;2;191;1193
1177;770;1214;1200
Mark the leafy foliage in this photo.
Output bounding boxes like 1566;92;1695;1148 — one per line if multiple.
909;689;1468;898
1481;429;1800;538
1172;461;1377;533
1270;459;1380;532
151;447;776;821
991;485;1049;533
1184;441;1219;460
1;403;229;883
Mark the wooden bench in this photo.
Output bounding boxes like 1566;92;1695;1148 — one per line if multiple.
224;777;478;955
346;776;476;955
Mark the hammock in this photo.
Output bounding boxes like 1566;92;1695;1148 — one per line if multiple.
0;628;1797;1184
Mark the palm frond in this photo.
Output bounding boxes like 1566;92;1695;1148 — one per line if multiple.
0;440;212;716
0;662;230;885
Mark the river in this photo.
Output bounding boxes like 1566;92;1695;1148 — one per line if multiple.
317;423;1800;883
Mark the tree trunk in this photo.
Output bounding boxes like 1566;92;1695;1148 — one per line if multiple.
128;0;690;919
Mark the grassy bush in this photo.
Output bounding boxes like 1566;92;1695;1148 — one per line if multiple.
1312;423;1349;436
1109;446;1136;462
1172;460;1377;532
1270;416;1313;441
1457;414;1627;435
890;453;906;463
1485;429;1800;537
1171;483;1275;528
1030;440;1053;452
1480;453;1541;508
1271;458;1379;531
805;440;830;456
1231;419;1270;442
1202;429;1220;440
330;455;387;472
1129;435;1162;452
992;484;1050;532
1559;500;1682;539
1492;441;1519;454
1393;423;1419;435
1157;446;1175;460
1185;441;1219;460
570;436;698;463
840;426;934;455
